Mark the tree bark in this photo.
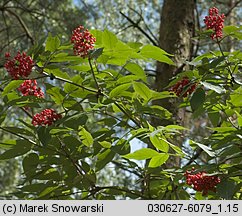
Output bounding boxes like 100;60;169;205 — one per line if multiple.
153;0;195;167
154;0;195;122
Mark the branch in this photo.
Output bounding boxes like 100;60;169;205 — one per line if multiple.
185;148;203;166
3;8;34;45
88;58;100;91
95;186;149;199
120;11;158;46
129;7;160;45
42;71;99;94
193;2;201;58
0;126;36;145
1;10;10;47
112;161;143;178
225;0;242;17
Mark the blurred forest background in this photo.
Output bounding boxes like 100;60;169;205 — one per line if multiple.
0;0;241;198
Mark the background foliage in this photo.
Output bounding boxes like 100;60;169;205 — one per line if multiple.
0;0;242;199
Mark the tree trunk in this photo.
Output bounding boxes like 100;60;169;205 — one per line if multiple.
153;0;195;166
154;0;195;114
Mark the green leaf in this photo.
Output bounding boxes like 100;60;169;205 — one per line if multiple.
6;92;19;103
45;34;60;52
127;42;143;51
98;141;112;148
148;153;169;168
90;48;104;59
200;81;226;94
96;149;115;171
117;75;142;84
109;83;131;98
0;140;32;160
44;68;70;80
90;29;103;46
64;75;83;93
150;134;169;153
0;139;16;149
37;126;51;146
63;135;82;153
2;80;23;96
223;25;242;40
47;87;65;105
190;88;205;111
68;65;90;72
125;62;146;81
135;103;171;119
230;89;242;107
217;180;237;199
151;91;175;100
169;143;184;156
123;148;159;160
235;111;242;127
37;168;61;181
133;82;152;101
21;183;47;193
50;127;71;135
3;127;34;137
58;44;72;50
51;55;84;63
23;153;39;177
208;111;220;127
102;39;143;65
190;141;215;157
102;29;118;49
209;127;237;132
210;56;226;68
140;45;175;65
64;114;88;130
79;127;93;147
165;125;188;130
39;185;60;198
111;140;130;155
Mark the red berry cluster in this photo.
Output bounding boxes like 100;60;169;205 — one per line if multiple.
4;51;34;79
32;109;62;126
18;80;44;98
184;168;221;195
204;7;225;40
71;25;96;58
170;77;196;97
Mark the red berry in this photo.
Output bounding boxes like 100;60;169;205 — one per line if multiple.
32;109;62;126
184;169;220;196
18;80;44;98
170;77;196;97
204;7;225;40
4;51;34;79
5;52;11;58
71;25;96;58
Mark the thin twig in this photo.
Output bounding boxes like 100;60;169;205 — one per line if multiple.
88;58;100;90
216;39;238;85
120;11;158;46
42;71;99;94
224;0;242;17
129;7;160;45
4;8;34;45
0;126;35;144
